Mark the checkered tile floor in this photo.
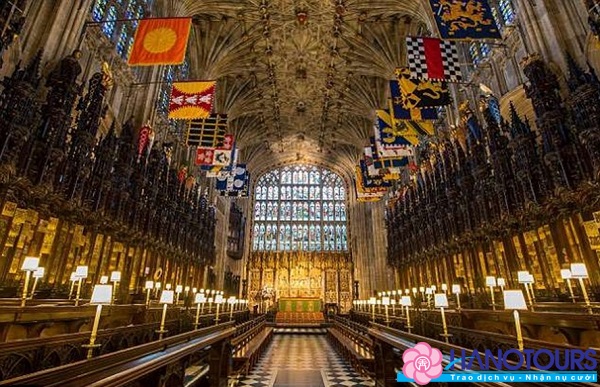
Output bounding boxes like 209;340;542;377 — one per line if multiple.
237;335;374;387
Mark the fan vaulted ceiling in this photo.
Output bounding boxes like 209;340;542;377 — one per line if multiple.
155;0;434;178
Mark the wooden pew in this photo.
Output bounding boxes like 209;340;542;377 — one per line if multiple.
327;316;374;377
231;316;273;376
0;323;236;387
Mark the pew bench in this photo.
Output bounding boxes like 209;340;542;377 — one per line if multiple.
232;324;273;375
327;320;374;377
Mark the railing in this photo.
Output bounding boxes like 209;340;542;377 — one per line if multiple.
0;322;236;387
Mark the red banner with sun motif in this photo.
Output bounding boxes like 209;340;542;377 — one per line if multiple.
128;18;192;66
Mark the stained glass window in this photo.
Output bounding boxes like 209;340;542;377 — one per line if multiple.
252;165;348;252
91;0;152;59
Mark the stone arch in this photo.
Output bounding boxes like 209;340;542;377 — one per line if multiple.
536;326;570;345
39;324;68;338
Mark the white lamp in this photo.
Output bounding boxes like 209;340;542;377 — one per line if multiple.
214;294;224;324
434;293;450;343
517;271;534;309
69;272;77;300
20;257;39;307
497;278;506;292
485;276;497;311
84;284;113;359
441;283;448;293
382;296;391;326
144;280;154;307
368;297;376;322
100;275;108;284
29;267;45;300
452;284;461;311
74;265;88;307
401;296;413;333
503;290;528;351
157;290;174;340
175;285;183;304
571;263;592;314
561;269;576;302
109;271;121;282
194;292;207;328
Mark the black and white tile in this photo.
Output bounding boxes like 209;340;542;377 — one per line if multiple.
237;335;374;387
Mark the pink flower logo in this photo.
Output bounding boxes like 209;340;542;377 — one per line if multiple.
402;342;443;385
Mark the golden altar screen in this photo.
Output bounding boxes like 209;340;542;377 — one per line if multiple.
247;251;353;312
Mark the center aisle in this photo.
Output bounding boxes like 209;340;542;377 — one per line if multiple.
238;334;374;387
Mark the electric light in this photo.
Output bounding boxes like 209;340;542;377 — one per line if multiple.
84;284;113;359
503;290;527;351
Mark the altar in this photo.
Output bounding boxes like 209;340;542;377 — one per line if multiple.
247;251;353;313
278;298;321;312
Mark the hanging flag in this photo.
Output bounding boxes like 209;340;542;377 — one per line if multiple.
430;0;501;40
376;109;420;146
186;115;227;147
392;69;450;109
374;113;416;154
370;137;409;171
406;37;462;82
196;134;235;166
217;165;250;197
128;18;192;66
168;81;216;119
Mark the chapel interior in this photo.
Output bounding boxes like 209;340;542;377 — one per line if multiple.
0;0;599;386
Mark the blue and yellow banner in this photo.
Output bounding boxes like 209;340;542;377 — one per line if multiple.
429;0;502;40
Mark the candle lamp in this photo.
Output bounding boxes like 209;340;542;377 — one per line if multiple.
504;290;528;351
561;269;576;303
100;275;108;284
214;294;224;324
441;283;448;294
194;292;207;328
74;265;88;307
571;263;593;314
69;272;77;300
368;297;376;322
154;282;161;297
517;271;534;311
30;267;45;299
452;284;461;311
175;285;183;304
110;271;121;304
485;276;497;311
401;296;413;333
144;280;154;307
20;257;39;307
83;284;113;359
382;296;390;326
157;290;174;339
228;297;237;320
434;293;451;343
497;278;506;293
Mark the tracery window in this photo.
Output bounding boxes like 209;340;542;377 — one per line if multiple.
252;165;348;252
91;0;151;59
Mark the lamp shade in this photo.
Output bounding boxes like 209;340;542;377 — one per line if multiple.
497;278;506;287
166;284;172;290
368;297;376;305
75;265;88;278
405;289;410;294
485;276;497;287
195;293;206;303
32;267;45;278
208;297;214;303
503;290;527;310
90;284;113;304
401;296;412;307
425;287;433;295
175;285;183;293
110;271;121;282
145;280;154;290
570;263;589;278
560;269;572;280
228;297;237;305
70;272;77;282
100;275;109;284
382;296;390;306
184;286;190;292
21;257;39;271
192;287;197;293
452;284;461;294
412;287;417;294
517;271;530;283
441;284;448;292
434;293;449;308
526;274;534;283
391;299;396;305
155;282;161;289
159;290;175;304
431;285;437;291
215;294;224;304
391;290;397;295
419;287;425;292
